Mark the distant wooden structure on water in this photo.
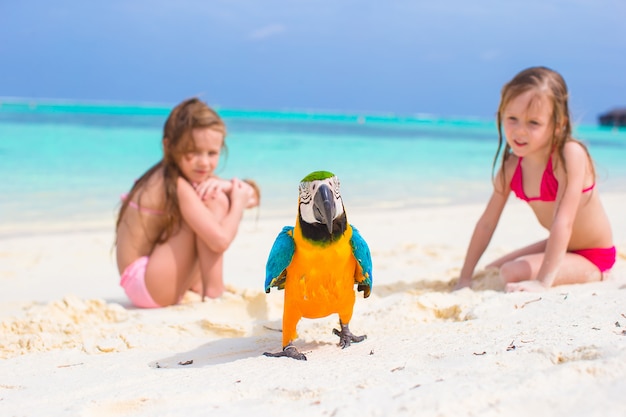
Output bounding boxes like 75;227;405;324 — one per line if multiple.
598;108;626;127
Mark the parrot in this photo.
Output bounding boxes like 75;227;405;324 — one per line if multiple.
263;170;373;360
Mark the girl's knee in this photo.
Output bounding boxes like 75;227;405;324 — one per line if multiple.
202;190;230;217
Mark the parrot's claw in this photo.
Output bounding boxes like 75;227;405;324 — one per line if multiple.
263;344;307;361
333;324;366;349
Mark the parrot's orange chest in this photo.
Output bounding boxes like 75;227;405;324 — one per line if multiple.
284;231;357;319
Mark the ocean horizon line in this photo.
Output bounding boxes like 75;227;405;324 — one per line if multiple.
2;96;622;132
0;95;506;127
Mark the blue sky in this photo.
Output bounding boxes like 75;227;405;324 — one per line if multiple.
1;0;624;123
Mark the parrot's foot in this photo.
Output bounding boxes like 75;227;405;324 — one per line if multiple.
333;323;366;349
263;344;307;361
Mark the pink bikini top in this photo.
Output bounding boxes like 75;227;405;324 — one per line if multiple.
120;193;165;215
510;156;594;202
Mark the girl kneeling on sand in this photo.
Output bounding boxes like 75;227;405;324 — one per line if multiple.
456;66;614;292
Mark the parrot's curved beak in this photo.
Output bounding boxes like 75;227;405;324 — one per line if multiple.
313;183;335;234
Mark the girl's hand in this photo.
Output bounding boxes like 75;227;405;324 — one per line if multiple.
505;280;548;293
193;178;229;201
453;278;471;291
229;178;251;208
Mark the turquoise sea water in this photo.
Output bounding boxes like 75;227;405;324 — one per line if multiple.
1;99;625;237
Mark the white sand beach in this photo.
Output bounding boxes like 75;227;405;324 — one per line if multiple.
1;194;625;417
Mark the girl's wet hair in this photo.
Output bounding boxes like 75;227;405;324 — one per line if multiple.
493;66;594;188
116;97;227;244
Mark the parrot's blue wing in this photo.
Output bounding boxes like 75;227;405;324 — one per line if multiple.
350;225;373;298
264;226;295;293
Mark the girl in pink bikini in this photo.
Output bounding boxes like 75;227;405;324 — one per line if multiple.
456;66;615;292
115;98;260;307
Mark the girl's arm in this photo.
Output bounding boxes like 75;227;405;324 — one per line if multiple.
456;161;514;290
193;177;231;200
456;188;509;289
528;144;589;288
194;177;260;208
177;177;249;253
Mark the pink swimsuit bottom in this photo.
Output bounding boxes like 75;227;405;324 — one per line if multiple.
120;257;161;308
570;246;616;273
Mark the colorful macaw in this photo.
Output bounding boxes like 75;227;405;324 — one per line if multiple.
264;171;373;360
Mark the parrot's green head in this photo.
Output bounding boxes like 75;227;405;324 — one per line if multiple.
298;171;347;242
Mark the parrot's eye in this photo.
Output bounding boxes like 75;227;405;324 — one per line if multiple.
333;178;341;197
327;177;340;198
299;182;311;203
